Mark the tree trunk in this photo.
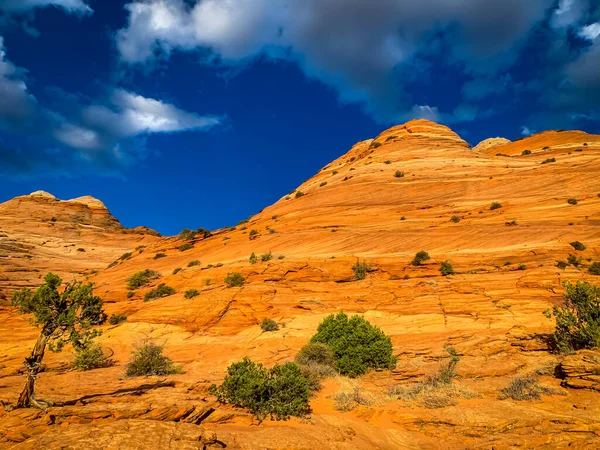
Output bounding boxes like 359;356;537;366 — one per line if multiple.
16;330;53;409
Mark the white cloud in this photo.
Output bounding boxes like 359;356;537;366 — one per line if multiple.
551;0;587;29
578;22;600;41
0;0;92;14
53;123;102;149
0;37;36;123
521;126;533;136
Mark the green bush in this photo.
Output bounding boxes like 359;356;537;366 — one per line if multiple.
249;229;259;239
125;340;181;377
589;262;600;275
77;248;85;252
144;283;175;302
179;228;196;240
260;318;279;332
127;269;160;290
567;254;581;267
309;312;396;377
108;313;127;325
386;135;397;141
352;260;371;280
394;170;405;178
440;261;454;276
570;241;586;251
211;358;310;422
178;243;194;252
412;251;430;266
127;291;134;298
225;272;245;287
371;142;382;149
450;216;461;223
73;343;114;371
499;375;556;401
260;252;273;262
541;158;556;164
188;260;201;267
384;160;391;164
154;253;167;260
490;202;502;210
521;150;532;155
544;281;600;353
295;343;335;367
172;268;182;275
249;252;258;264
567;198;578;205
320;181;327;187
295;191;305;198
556;260;568;270
184;289;200;299
118;252;132;261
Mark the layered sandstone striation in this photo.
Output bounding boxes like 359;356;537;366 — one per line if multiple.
1;120;600;448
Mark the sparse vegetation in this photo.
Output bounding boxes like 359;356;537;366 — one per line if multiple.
352;260;371;280
249;252;258;264
570;241;586;251
118;252;133;261
384;160;391;165
108;313;127;325
518;264;527;271
567;198;578;205
125;340;181;377
541;158;556;164
334;386;373;411
11;273;107;408
249;229;259;239
490;202;502;210
154;253;167;260
260;318;279;332
126;269;160;290
178;243;194;252
127;291;134;298
412;251;431;266
77;248;85;252
320;181;327;187
144;283;176;302
371;141;382;149
386;135;397;141
505;220;518;226
394;170;405;178
499;375;558;400
450;216;461;223
260;252;273;262
73;343;114;371
309;312;396;377
567;254;581;267
295;191;305;198
521;150;531;155
589;262;600;275
440;261;454;276
210;358;310;422
556;260;568;270
172;267;182;275
543;281;600;353
184;289;200;299
187;260;201;267
225;272;245;287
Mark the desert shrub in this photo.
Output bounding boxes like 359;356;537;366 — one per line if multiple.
260;318;279;332
570;241;586;251
518;264;527;270
249;229;259;239
521;150;532;155
127;291;134;298
144;283;175;302
260;252;273;262
333;386;373;411
450;216;461;223
332;170;338;175
589;262;600;275
295;191;305;198
320;181;327;187
490;202;502;210
249;252;257;264
187;260;201;267
498;375;557;400
172;268;182;275
126;269;160;290
400;216;406;221
412;251;431;266
77;248;85;252
108;313;127;325
107;261;117;269
73;343;114;371
184;289;200;299
178;243;194;252
125;341;181;377
384;160;391;164
211;358;310;422
352;260;371;280
556;260;568;270
386;135;397;141
567;254;581;267
371;142;381;149
394;170;405;178
567;198;578;205
310;312;396;377
178;228;196;240
154;253;167;260
544;281;600;353
300;362;337;392
541;158;556;164
118;252;132;261
440;261;454;276
295;343;335;367
505;220;518;226
225;272;245;287
434;346;461;384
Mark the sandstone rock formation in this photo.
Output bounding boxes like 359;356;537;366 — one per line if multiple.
1;120;600;448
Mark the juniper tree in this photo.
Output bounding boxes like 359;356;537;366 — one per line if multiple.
11;273;106;409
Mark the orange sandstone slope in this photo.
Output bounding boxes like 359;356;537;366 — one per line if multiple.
1;119;600;449
0;190;160;302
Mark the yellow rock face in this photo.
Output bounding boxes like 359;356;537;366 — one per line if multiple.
1;120;600;448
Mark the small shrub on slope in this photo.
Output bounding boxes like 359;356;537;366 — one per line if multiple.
225;272;245;287
73;343;114;371
144;283;175;302
412;251;430;266
260;318;279;332
127;269;160;290
352;260;371;280
126;340;181;377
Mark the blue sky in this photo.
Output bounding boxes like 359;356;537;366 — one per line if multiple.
1;0;599;235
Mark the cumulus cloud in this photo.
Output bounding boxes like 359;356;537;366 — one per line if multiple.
579;22;600;41
0;37;221;177
115;0;556;123
0;0;92;14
